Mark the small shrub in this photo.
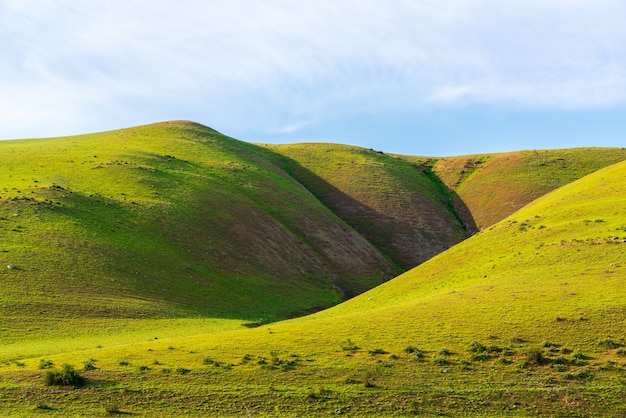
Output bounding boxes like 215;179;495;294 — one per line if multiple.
341;339;360;352
470;353;489;362
404;345;420;354
598;338;622;349
44;364;85;387
176;367;191;375
138;365;150;371
566;370;593;380
118;360;130;366
241;353;254;363
542;341;560;349
83;359;98;371
433;357;449;366
525;348;545;366
439;348;452;356
368;348;389;355
553;356;569;365
38;359;54;369
468;341;487;353
615;348;626;357
105;403;121;414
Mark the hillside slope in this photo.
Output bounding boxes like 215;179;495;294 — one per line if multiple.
0;121;400;337
9;159;624;416
411;148;626;232
301;157;626;348
263;143;469;269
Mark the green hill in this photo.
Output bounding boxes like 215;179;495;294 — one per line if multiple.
2;156;623;416
1;122;624;358
262;143;468;269
405;148;626;232
0;121;404;352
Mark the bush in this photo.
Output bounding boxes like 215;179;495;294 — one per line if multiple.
341;339;360;352
439;348;452;356
44;364;85;387
83;359;98;371
467;341;487;353
433;357;449;366
525;348;545;366
598;338;622;349
38;359;54;369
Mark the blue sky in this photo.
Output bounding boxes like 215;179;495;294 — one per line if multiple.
1;1;625;156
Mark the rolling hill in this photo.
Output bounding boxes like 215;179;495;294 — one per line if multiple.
1;146;624;416
262;143;469;270
1;121;624;359
0;121;406;353
402;148;626;232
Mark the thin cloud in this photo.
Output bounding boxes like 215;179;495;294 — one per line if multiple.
1;0;626;147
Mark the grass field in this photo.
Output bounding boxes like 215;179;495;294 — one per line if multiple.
0;122;625;416
410;148;626;231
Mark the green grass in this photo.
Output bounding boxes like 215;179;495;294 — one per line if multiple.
1;122;625;415
264;143;468;269
0;121;400;359
406;148;626;231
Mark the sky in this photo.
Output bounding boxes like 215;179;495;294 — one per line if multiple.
1;0;625;156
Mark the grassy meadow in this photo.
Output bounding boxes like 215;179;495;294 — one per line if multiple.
0;122;625;416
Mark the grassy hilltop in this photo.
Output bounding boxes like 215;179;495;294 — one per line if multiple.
0;121;625;416
0;121;404;357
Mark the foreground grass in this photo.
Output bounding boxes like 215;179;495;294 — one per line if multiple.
1;334;625;416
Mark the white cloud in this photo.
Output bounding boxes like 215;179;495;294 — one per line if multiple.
1;0;626;140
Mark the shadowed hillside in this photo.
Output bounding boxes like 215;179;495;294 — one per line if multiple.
0;121;400;337
263;143;470;270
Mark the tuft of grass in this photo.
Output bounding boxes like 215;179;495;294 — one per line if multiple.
44;364;85;387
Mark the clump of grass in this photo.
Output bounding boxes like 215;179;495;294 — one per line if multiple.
104;403;121;414
615;348;626;357
35;403;54;411
83;359;98;371
524;348;546;366
240;353;254;364
341;339;360;352
44;364;86;387
598;338;622;349
368;348;389;355
439;348;453;356
404;346;426;360
203;356;233;369
38;359;54;369
433;357;449;366
176;367;191;375
467;341;487;353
